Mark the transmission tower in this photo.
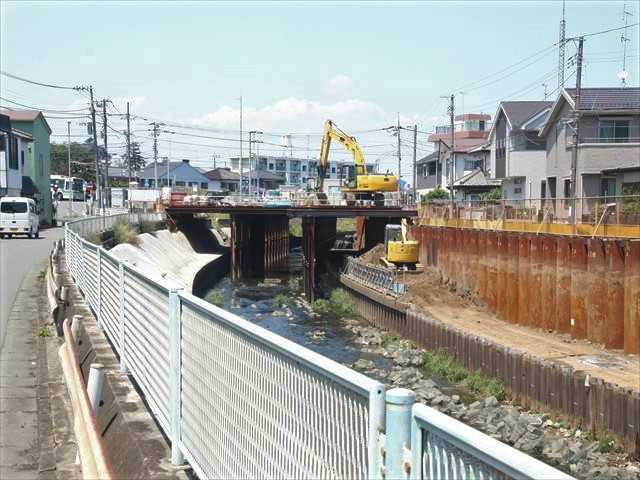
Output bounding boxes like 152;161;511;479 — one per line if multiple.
558;0;566;91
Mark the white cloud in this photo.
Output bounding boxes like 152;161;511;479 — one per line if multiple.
325;74;354;96
191;97;386;133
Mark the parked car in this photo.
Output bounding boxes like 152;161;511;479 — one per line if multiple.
0;197;39;239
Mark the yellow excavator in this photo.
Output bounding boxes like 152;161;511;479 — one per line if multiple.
318;120;397;200
382;218;421;270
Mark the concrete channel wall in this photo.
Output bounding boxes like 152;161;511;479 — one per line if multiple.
340;275;640;457
409;226;640;355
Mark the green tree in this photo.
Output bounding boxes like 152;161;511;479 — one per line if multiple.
479;188;502;201
51;142;96;182
127;142;145;172
421;185;449;204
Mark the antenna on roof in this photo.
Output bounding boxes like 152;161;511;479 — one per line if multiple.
619;3;633;87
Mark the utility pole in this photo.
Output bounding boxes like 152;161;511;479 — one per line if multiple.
67;121;73;214
570;36;584;226
126;102;131;187
102;100;108;193
412;124;417;200
620;4;632;87
448;94;455;209
89;86;99;208
248;131;263;196
239;96;243;195
150;122;161;189
396;114;401;192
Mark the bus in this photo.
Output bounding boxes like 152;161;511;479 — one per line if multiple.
51;175;85;201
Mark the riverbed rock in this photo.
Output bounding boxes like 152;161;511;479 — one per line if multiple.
352;359;376;372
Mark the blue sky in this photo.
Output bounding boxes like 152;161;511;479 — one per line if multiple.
1;1;638;173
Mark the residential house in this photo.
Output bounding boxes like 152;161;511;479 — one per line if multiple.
488;101;552;202
452;169;502;200
0;114;33;197
138;159;213;190
1;108;53;225
539;87;640;219
107;166;139;185
417;113;492;199
203;168;240;193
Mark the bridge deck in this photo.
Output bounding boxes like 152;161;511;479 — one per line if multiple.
166;205;418;218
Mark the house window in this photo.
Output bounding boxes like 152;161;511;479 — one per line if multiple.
464;160;476;171
427;162;437;176
598;119;630;143
9;137;18;169
601;178;616;201
176;181;185;186
38;153;44;176
269;163;274;170
20;150;24;169
201;182;208;190
479;120;485;131
541;180;546;199
514;187;522;194
331;167;336;174
563;179;571;198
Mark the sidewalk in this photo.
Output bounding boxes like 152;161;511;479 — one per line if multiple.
0;262;77;480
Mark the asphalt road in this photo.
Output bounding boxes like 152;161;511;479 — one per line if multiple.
0;227;64;349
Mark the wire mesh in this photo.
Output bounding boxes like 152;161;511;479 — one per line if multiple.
179;295;378;480
122;266;171;431
344;257;405;296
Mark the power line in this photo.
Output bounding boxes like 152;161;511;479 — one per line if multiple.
0;96;89;113
0;70;84;90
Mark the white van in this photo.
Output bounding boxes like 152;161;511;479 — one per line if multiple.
0;197;39;239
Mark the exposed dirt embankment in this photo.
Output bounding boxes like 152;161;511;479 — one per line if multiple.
359;244;639;392
110;228;228;294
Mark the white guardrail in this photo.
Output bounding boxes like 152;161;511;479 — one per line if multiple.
64;214;573;480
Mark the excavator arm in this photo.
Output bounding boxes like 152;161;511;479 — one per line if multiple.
318;120;366;191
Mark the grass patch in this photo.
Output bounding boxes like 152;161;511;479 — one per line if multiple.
289;218;302;237
274;293;288;308
205;290;224;307
596;431;616;453
463;370;506;401
311;289;354;318
138;219;158;234
38;325;51;337
381;332;401;347
328;288;353;317
311;298;331;315
112;223;139;246
422;349;506;400
336;218;356;232
287;277;300;293
86;232;103;245
422;349;469;384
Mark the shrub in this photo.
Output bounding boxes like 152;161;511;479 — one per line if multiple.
274;293;288;308
287;277;300;292
112;223;139;246
421;186;449;205
381;332;401;347
205;290;224;307
596;431;616;453
289;219;302;237
86;232;103;245
311;298;331;315
328;288;353;318
479;188;502;202
138;219;157;234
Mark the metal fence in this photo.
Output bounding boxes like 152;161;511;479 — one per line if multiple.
64;214;572;480
344;257;406;296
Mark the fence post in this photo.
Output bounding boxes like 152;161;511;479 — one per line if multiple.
87;363;105;416
96;248;102;328
118;262;128;373
385;388;415;480
169;288;184;465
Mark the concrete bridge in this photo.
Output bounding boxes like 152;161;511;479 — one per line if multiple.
166;204;417;301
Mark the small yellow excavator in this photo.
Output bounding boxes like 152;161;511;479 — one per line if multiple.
318;120;397;201
381;219;422;271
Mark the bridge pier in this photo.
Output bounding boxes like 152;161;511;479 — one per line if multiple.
230;214;290;281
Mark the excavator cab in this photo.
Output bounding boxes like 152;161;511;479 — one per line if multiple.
382;220;420;269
